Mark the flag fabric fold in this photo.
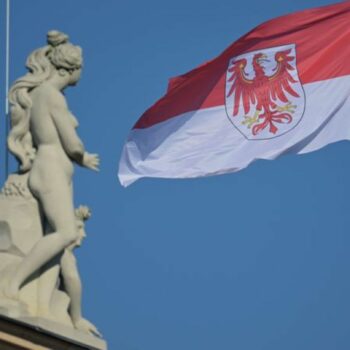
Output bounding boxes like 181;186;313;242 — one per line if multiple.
119;1;350;187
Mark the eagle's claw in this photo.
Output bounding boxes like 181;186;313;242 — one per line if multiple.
276;102;296;113
242;110;261;128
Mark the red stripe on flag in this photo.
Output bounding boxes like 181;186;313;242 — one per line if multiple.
134;1;350;129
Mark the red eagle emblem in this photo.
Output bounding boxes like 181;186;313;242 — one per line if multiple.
225;45;305;139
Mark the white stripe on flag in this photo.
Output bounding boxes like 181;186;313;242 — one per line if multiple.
119;75;350;186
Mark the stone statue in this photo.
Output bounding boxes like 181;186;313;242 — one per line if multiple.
0;30;105;348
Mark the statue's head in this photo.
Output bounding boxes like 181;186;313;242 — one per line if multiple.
8;30;84;172
72;206;91;249
46;30;83;86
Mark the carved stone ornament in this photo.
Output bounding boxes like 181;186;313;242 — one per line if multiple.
0;30;105;349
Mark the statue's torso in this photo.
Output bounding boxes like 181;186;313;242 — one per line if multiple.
28;85;74;189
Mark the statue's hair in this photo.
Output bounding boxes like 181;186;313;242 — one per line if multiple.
75;205;91;222
8;30;83;172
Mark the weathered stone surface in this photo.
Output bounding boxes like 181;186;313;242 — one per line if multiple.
0;175;95;331
0;175;42;256
0;174;44;318
0;313;106;349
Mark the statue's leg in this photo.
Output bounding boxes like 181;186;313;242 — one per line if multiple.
37;254;61;318
6;184;78;299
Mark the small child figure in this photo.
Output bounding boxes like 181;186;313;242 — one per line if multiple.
60;206;101;337
37;206;101;337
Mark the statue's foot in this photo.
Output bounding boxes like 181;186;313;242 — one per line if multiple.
74;318;102;338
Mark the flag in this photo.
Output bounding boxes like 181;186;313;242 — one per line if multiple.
119;1;350;187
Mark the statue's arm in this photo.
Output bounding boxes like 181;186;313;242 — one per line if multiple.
50;93;85;164
50;92;100;171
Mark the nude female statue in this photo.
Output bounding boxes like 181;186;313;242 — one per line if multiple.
5;30;99;318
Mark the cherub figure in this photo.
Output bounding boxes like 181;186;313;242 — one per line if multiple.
37;206;101;337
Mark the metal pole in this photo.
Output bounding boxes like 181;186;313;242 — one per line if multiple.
5;0;10;179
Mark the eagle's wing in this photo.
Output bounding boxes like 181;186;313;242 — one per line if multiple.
227;61;257;116
268;50;299;103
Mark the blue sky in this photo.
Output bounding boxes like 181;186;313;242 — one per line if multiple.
1;1;350;349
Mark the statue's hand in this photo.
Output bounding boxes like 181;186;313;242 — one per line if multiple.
82;152;100;171
74;317;102;337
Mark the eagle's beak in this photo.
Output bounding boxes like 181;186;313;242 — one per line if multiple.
257;54;270;64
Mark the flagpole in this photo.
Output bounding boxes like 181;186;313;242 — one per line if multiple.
5;0;10;180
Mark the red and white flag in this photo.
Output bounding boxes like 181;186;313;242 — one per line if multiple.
119;2;350;186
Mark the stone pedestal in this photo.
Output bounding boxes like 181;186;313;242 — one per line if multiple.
0;313;106;349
